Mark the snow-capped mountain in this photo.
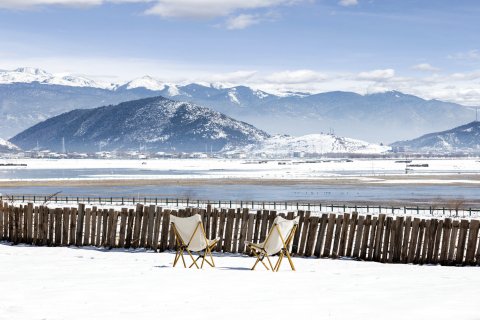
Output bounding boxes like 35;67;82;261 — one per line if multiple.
0;67;476;144
391;121;480;152
0;67;114;89
9;96;270;153
0;137;19;152
227;134;390;156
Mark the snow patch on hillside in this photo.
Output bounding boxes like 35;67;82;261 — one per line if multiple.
227;133;390;155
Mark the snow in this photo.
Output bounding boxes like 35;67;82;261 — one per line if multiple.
0;67;114;90
1;243;478;320
0;138;19;150
124;75;166;91
227;133;390;155
1;158;480;182
228;89;240;104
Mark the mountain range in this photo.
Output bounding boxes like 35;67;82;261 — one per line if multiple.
0;67;476;143
391;121;480;152
9;96;270;153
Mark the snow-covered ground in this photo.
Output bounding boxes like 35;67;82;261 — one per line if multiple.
1;158;480;182
1;244;479;320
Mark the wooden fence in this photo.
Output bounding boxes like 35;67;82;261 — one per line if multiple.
0;202;479;266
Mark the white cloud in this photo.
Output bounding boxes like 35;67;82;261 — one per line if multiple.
226;14;261;30
448;49;480;61
265;69;327;84
356;69;395;81
145;0;295;19
209;70;258;82
0;0;150;9
412;63;440;72
338;0;358;7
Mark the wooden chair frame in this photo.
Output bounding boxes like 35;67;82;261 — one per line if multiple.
247;224;298;272
171;221;217;269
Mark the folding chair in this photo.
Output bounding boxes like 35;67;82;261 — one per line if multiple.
170;214;218;269
245;216;299;272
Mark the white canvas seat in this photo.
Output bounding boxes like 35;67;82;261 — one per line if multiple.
245;216;299;272
170;214;218;269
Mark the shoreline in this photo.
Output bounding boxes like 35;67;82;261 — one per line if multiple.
1;174;480;187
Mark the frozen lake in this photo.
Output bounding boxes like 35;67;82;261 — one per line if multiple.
1;158;480;205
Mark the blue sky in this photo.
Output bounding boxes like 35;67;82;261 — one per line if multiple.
0;0;479;104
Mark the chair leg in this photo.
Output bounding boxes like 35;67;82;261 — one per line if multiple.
274;252;284;272
284;249;296;271
265;256;276;272
173;249;182;267
186;249;200;269
251;249;269;270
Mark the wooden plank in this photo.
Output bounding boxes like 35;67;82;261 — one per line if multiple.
48;208;54;246
146;205;156;249
396;217;405;263
447;220;459;264
38;206;45;245
331;215;343;258
90;207;97;246
373;214;386;262
125;209;135;248
238;208;249;254
231;209;242;253
26;203;33;244
109;209;118;248
407;218;420;264
292;211;305;254
305;216;319;257
60;208;68;246
382;217;393;263
267;210;277;234
401;216;411;263
352;215;364;259
216;209;226;252
346;213;358;257
12;206;19;244
54;208;62;245
132;204;143;248
159;209;170;251
426;219;437;264
169;210;179;250
322;214;336;257
245;213;255;254
223;209;235;253
314;213;328;258
152;207;162;251
75;204;85;246
259;210;270;243
439;218;452;265
360;214;378;261
464;219;479;265
95;209;102;246
338;213;350;257
83;208;91;246
455;219;469;265
101;209;108;247
210;209;218;241
140;206;149;247
118;208;128;248
415;219;426;264
421;219;432;264
4;205;10;241
205;205;212;239
33;206;39;244
432;220;443;264
299;211;311;256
